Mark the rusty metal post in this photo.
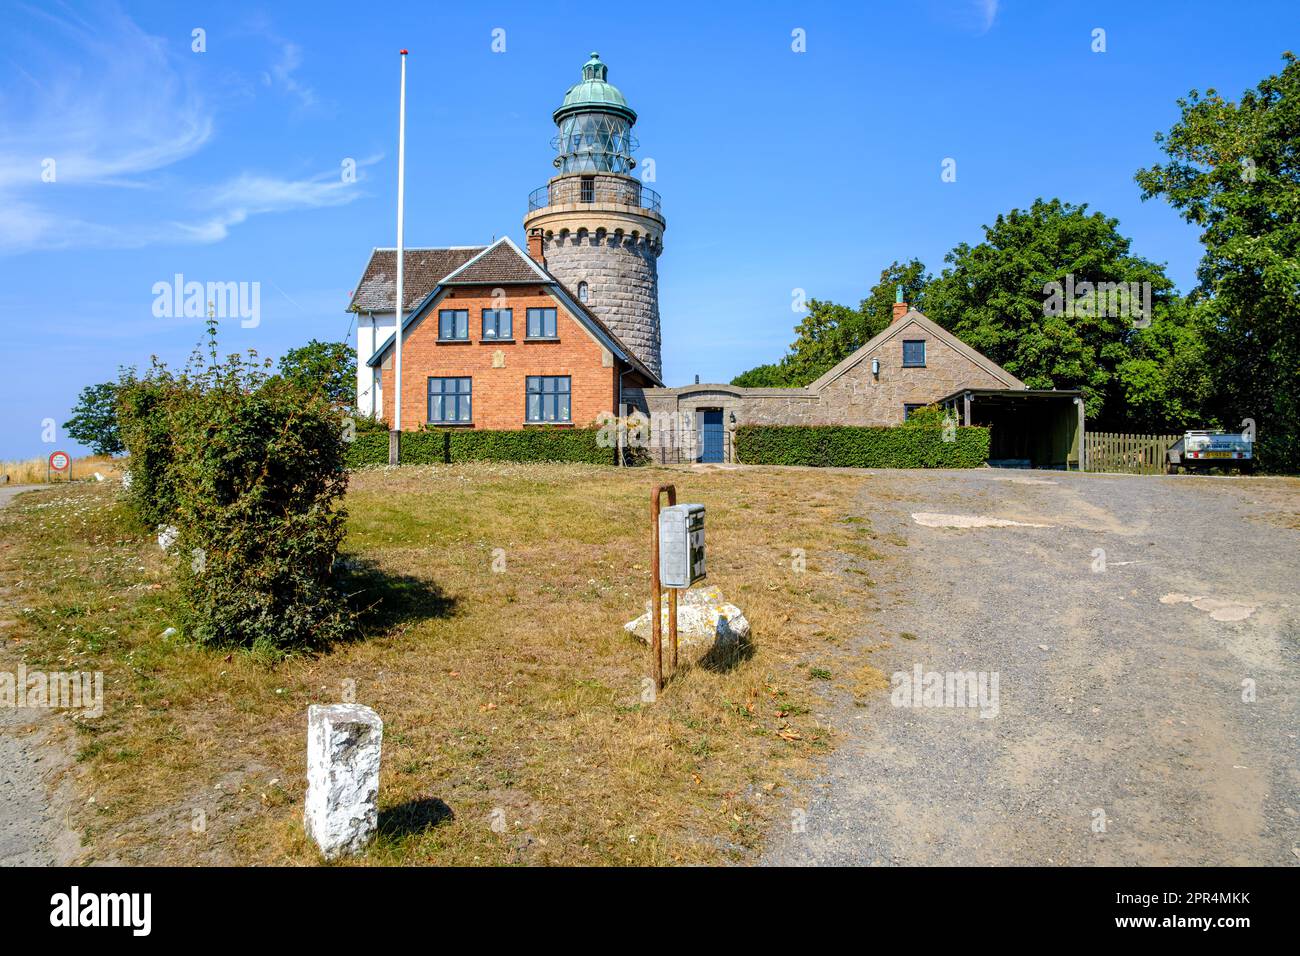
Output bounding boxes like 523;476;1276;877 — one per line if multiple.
650;483;677;691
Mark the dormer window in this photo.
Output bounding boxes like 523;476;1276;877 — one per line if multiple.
577;281;589;303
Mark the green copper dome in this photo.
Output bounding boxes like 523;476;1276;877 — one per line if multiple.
553;52;637;124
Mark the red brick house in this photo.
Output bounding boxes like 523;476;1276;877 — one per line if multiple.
354;236;661;431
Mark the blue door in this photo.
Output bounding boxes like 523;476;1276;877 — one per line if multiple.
701;410;725;462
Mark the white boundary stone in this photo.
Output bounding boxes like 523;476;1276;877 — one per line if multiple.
305;703;383;859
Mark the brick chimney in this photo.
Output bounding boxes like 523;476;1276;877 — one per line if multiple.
892;284;908;323
526;227;546;266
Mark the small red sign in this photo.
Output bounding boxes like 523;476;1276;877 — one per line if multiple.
48;451;70;472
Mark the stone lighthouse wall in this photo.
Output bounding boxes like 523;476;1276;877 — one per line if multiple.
542;230;662;379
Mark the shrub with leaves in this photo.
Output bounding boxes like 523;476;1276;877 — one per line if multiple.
898;403;955;428
120;322;353;652
116;367;182;530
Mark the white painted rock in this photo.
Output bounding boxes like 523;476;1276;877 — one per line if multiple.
93;472;105;482
156;524;178;551
305;704;383;860
624;585;750;650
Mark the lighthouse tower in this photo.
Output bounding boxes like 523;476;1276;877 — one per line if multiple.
524;53;665;379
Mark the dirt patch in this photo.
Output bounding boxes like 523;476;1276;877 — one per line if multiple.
911;512;1054;529
1159;593;1258;622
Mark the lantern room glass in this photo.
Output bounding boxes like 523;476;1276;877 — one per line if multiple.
554;112;636;174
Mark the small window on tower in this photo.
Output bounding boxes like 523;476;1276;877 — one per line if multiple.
578;281;589;303
580;176;595;203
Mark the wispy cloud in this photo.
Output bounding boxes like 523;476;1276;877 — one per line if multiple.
0;162;376;254
181;160;380;243
0;3;211;192
975;0;1000;34
262;41;319;110
0;3;360;255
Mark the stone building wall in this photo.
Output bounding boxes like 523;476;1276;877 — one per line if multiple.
628;313;1021;462
814;320;1011;425
543;230;662;379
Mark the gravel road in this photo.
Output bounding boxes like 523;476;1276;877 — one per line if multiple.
0;485;79;866
762;469;1299;866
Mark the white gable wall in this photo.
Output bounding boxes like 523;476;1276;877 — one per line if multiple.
356;311;396;418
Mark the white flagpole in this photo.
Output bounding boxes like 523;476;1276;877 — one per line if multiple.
392;49;408;455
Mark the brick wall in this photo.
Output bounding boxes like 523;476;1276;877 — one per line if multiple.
379;284;619;430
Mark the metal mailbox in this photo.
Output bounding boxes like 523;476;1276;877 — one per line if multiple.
658;503;705;588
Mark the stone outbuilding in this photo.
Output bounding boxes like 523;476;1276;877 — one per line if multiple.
628;296;1085;469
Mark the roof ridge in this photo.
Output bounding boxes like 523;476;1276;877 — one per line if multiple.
808;309;1025;391
439;235;552;285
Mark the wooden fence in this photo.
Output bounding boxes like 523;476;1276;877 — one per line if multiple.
1084;432;1179;475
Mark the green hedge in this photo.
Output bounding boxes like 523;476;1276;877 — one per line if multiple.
346;427;638;467
735;424;990;468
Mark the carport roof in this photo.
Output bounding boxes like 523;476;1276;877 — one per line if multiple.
937;387;1083;402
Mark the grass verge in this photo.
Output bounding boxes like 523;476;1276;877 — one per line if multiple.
0;462;887;865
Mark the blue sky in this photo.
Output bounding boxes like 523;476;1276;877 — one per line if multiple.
1;0;1296;458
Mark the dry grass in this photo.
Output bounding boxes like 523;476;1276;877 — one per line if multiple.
1186;474;1300;531
0;462;889;865
1;454;125;485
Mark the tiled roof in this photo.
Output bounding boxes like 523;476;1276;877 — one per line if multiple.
362;237;663;386
349;247;484;312
441;240;550;285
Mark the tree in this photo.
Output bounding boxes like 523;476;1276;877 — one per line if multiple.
1136;53;1300;471
731;362;791;387
730;260;930;388
277;339;355;407
64;381;124;456
856;259;930;345
921;198;1181;421
1114;295;1217;433
778;298;867;386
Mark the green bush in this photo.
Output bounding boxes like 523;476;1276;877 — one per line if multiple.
119;323;353;652
735;423;990;468
345;426;637;467
116;369;182;529
899;403;953;428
